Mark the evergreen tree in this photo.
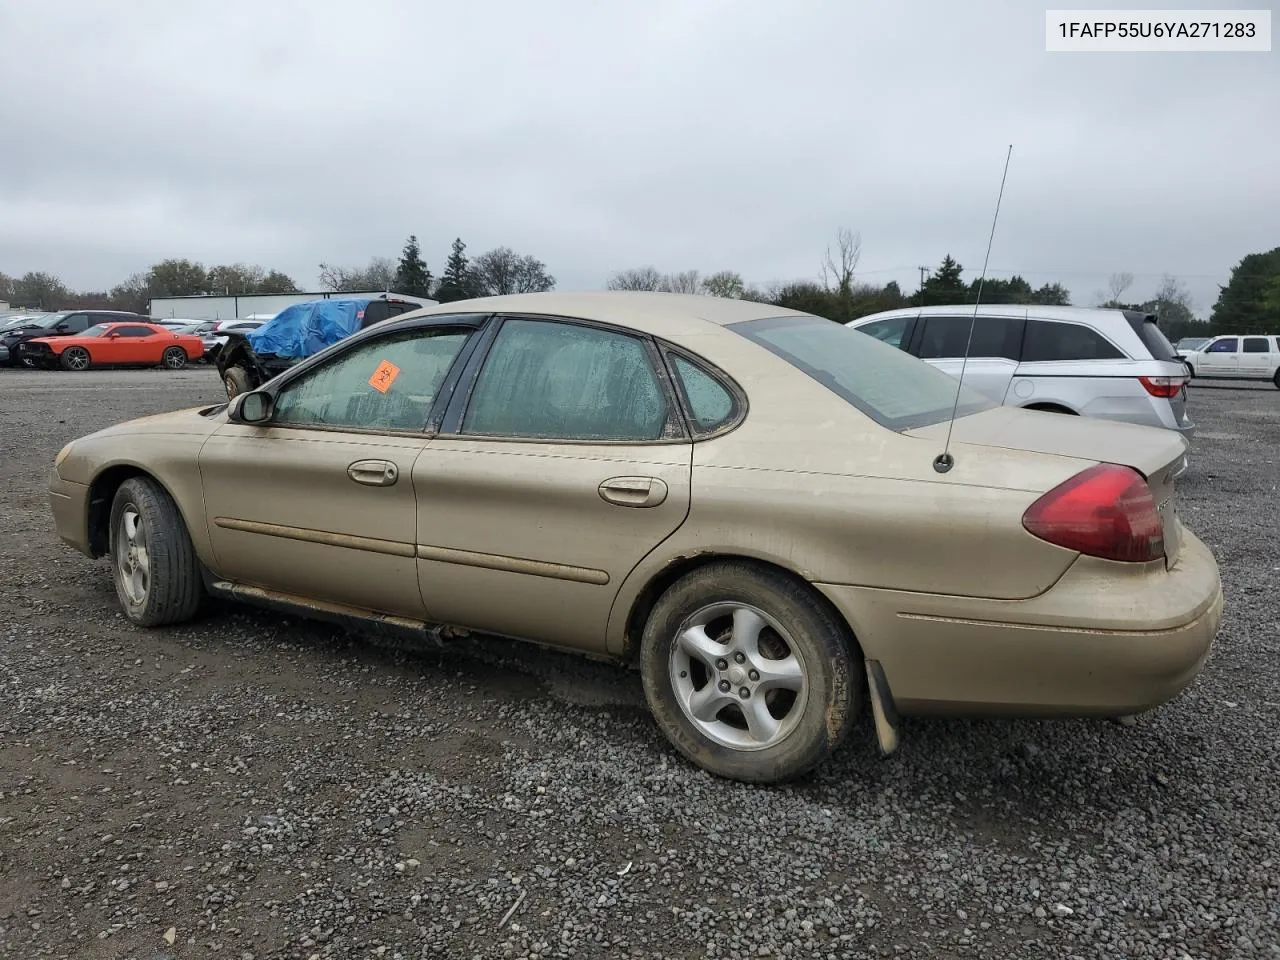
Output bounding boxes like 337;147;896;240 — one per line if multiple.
393;235;433;298
434;238;476;303
914;254;967;305
1209;247;1280;334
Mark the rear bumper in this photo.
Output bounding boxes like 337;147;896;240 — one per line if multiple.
816;530;1222;717
49;469;93;556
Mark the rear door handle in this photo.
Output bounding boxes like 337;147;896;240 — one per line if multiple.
348;459;399;487
598;476;667;508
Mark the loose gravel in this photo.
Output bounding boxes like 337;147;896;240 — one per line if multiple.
1;368;1278;960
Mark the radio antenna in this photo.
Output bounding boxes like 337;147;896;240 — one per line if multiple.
933;144;1014;474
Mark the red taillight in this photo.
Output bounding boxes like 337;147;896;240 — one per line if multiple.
1022;463;1165;563
1138;375;1186;399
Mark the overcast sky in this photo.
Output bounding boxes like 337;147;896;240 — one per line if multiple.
1;0;1276;314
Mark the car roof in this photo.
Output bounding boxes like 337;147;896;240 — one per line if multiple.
397;291;808;338
849;304;1149;325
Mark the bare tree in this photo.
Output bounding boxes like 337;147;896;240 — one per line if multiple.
471;247;554;296
662;269;701;295
821;228;862;297
318;257;395;292
607;266;665;291
1107;272;1134;303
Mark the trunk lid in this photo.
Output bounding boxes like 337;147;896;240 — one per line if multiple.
907;406;1188;567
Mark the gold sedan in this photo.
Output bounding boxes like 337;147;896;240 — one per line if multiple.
48;292;1222;783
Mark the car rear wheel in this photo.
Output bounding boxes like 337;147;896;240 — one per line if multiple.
639;561;858;783
1273;369;1280;390
223;366;252;400
109;477;203;627
162;346;188;370
60;346;91;371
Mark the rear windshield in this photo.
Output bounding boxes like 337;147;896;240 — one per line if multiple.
1123;312;1178;361
729;315;994;431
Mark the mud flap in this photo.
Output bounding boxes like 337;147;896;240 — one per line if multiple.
865;659;901;757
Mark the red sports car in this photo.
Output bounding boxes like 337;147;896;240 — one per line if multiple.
21;322;205;371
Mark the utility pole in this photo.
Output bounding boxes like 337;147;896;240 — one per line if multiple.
918;266;930;302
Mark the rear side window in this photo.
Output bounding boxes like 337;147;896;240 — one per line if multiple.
1023;320;1125;362
856;316;915;351
917;315;1023;361
1207;338;1237;353
669;354;738;436
1243;337;1269;353
462;319;672;441
1122;313;1178;361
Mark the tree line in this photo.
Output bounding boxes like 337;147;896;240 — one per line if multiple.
4;231;1275;338
0;235;556;313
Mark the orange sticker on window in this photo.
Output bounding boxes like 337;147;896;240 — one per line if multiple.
368;359;401;393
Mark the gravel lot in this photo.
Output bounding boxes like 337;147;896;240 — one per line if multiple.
1;368;1278;960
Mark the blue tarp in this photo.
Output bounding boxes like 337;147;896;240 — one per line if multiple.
246;299;370;358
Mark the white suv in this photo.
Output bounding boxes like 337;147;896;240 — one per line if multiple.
1180;334;1280;388
847;305;1195;440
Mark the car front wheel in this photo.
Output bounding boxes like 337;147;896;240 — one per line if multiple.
640;561;858;783
109;477;203;627
60;346;91;371
223;366;252;400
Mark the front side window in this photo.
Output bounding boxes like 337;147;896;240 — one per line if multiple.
272;328;471;431
857;316;915;351
730;315;993;431
462;318;671;441
61;314;91;333
116;326;156;337
1207;338;1238;353
916;315;1023;361
670;354;738;435
79;324;110;338
1022;320;1125;362
1243;337;1269;353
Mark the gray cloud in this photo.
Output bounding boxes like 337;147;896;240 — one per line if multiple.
1;0;1276;314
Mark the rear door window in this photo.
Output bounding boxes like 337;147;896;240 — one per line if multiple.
1243;337;1269;353
917;315;1024;361
1023;320;1125;362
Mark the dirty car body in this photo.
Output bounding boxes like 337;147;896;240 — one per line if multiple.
49;292;1222;783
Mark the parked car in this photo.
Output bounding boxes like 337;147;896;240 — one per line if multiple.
848;306;1194;443
49;292;1221;783
22;321;204;371
1180;334;1280;388
216;295;421;399
201;319;267;363
1;310;145;367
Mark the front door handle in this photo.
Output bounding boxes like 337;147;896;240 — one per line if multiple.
348;459;399;487
598;476;667;508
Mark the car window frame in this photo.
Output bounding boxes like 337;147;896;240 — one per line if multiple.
658;343;748;440
245;314;492;438
1019;317;1128;363
438;313;690;445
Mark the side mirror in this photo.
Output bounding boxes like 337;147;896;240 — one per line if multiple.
235;390;273;424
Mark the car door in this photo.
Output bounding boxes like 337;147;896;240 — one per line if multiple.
199;320;481;618
412;315;693;653
912;313;1026;403
108;324;163;363
1239;336;1271;379
1198;337;1238;376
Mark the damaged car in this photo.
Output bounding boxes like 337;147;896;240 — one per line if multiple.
49;292;1222;783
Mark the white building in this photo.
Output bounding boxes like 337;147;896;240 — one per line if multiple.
148;289;433;321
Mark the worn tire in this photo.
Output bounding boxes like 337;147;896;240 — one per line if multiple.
108;477;203;627
162;346;188;370
1273;369;1279;390
60;346;91;371
223;366;252;400
639;561;858;783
